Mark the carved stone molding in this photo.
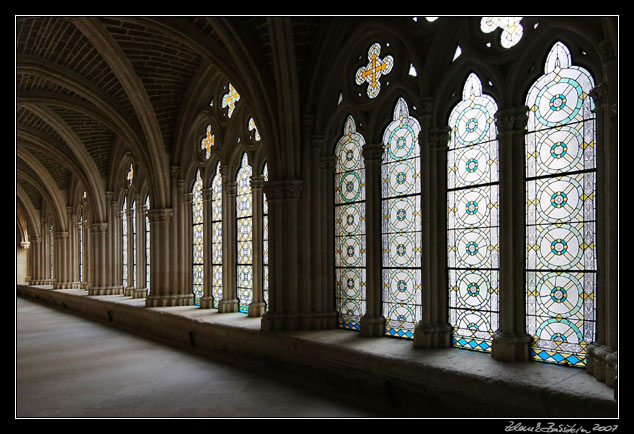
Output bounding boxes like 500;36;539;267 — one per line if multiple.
147;208;173;222
362;143;384;161
202;187;213;201
417;96;434;116
429;127;451;150
250;175;264;190
223;181;237;196
89;223;108;233
262;180;304;200
495;107;529;132
590;82;607;108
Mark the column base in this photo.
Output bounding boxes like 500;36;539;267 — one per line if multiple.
491;332;532;362
359;315;386;337
87;286;124;296
247;302;267;318
217;298;239;313
198;296;215;309
145;294;193;307
587;344;617;389
261;311;337;331
132;288;147;299
124;287;135;297
413;322;452;349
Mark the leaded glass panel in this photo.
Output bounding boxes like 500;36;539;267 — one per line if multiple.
334;116;366;331
132;200;136;289
447;73;499;352
236;153;253;313
122;197;127;287
262;163;269;309
192;169;204;306
211;162;222;309
145;196;150;295
381;98;422;339
525;42;596;367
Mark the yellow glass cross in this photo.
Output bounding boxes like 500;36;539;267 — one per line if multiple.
222;83;240;118
201;125;214;159
355;43;393;99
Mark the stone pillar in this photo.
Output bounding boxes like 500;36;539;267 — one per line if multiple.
491;106;532;361
124;205;135;296
53;231;70;289
199;187;215;308
359;142;385;337
133;200;147;298
107;192;123;294
248;175;266;317
145;209;191;306
87;223;110;295
414;125;453;348
176;177;189;300
218;165;239;313
586;37;618;389
28;237;42;285
319;155;336;319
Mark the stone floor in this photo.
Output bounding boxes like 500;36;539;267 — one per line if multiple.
15;296;390;418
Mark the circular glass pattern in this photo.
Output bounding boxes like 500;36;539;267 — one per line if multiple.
455;270;493;309
339;237;363;267
339;171;362;202
534;78;584;127
339;268;363;298
386;123;417;161
455;144;490;186
536;225;583;270
386;269;417;303
454;105;493;147
534;125;584;175
536;272;583;317
385;159;418;196
455;228;492;268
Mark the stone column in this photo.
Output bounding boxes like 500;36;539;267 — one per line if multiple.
491;106;532;361
177;178;189;300
359;142;386;337
248;175;266;317
414;125;453;348
586;37;618;390
52;231;70;289
198;187;214;308
218;166;239;313
28;237;41;285
133;199;147;298
87;223;110;295
124;205;135;296
319;155;336;319
145;209;190;306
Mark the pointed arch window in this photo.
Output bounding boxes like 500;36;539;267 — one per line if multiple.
211;162;223;309
122;197;128;287
381;98;422;339
447;73;500;352
222;83;240;118
236;153;253;313
334;115;366;331
145;195;150;295
525;41;597;367
131;199;137;289
262;162;269;308
201;124;214;160
192;169;204;306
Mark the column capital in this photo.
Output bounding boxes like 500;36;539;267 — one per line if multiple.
90;223;109;233
495;106;529;132
147;208;173;222
417;96;434;116
202;187;214;201
361;142;384;162
183;192;193;203
250;175;264;190
262;179;303;200
429;127;451;150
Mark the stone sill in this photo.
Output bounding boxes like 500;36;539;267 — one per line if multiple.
16;285;618;418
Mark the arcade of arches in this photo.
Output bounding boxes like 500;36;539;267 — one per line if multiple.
16;16;618;417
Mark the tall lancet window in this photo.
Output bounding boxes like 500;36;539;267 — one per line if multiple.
334;116;366;331
122;197;128;287
132;200;137;289
447;73;500;353
262;162;269;309
334;116;366;330
211;162;223;309
145;195;150;295
192;169;204;306
525;41;597;367
381;98;422;339
236;153;253;313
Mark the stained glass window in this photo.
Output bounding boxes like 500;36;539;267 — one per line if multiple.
192;169;204;306
262;162;269;309
381;98;422;339
79;212;85;283
222;83;240;118
132;200;137;289
211;162;223;309
480;17;524;49
145;196;150;295
127;163;134;187
122;197;127;287
525;41;596;367
49;223;54;280
355;42;393;99
447;73;500;353
201;124;214;160
249;117;261;142
236;153;253;313
334;115;366;331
